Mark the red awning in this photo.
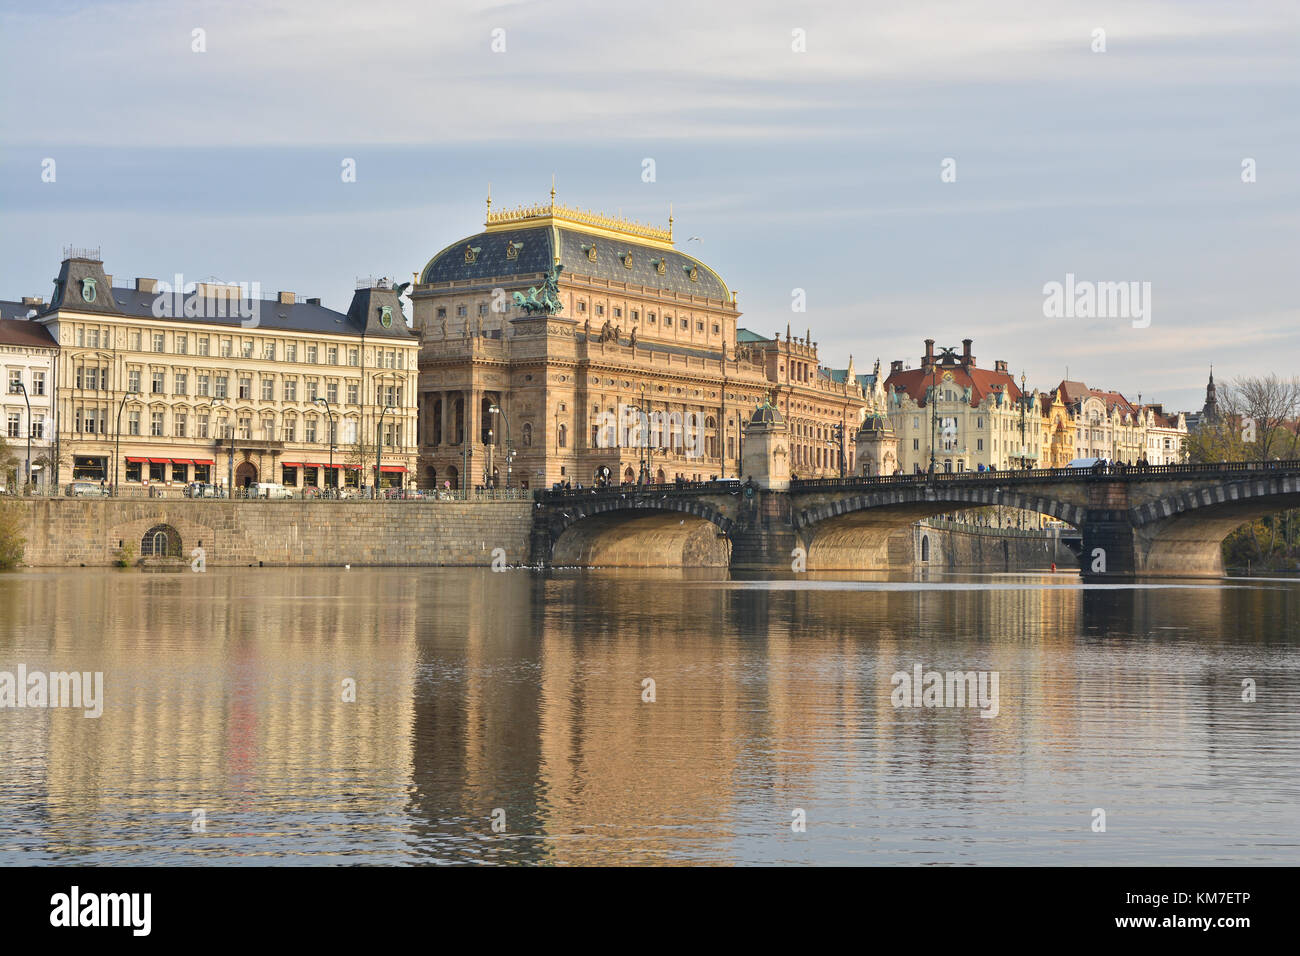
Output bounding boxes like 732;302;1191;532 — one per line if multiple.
343;464;361;470
148;458;169;464
171;458;194;465
305;463;324;468
379;465;407;473
193;459;214;466
125;456;146;463
281;462;303;468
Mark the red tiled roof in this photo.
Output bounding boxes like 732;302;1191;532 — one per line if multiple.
0;319;57;349
885;362;1023;408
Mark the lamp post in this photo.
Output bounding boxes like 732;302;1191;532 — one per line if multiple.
14;382;32;493
375;402;395;498
1018;373;1028;470
113;389;141;496
314;397;335;491
488;402;513;491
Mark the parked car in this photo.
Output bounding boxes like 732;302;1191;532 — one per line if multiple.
253;482;293;499
184;482;220;498
68;481;109;497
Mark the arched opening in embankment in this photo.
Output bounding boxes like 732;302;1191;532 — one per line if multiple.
551;510;732;568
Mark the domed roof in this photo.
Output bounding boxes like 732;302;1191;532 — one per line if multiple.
859;411;894;434
419;200;731;303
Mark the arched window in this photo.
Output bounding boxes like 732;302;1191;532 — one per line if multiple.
557;423;567;448
141;524;181;558
522;422;533;447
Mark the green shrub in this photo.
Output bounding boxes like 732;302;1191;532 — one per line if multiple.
0;501;24;570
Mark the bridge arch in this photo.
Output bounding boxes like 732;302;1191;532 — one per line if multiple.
1126;474;1300;576
793;486;1083;571
544;494;736;568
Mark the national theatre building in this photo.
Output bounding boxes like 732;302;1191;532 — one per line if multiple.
412;192;877;489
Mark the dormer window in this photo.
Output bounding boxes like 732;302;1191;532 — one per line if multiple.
464;245;481;263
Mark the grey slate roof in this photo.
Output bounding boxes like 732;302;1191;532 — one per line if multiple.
422;226;730;302
0;301;40;321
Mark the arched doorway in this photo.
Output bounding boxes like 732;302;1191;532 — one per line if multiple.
656;467;666;484
623;466;635;483
920;535;930;562
426;466;436;489
235;461;258;492
446;465;459;490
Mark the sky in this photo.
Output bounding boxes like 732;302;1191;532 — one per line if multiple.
1;0;1296;412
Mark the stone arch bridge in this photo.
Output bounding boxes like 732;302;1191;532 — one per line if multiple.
530;461;1300;578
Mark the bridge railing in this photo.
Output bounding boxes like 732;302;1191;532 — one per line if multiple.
531;459;1300;504
789;458;1300;491
534;479;742;503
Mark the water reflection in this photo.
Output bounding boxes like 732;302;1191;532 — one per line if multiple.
1;567;1297;864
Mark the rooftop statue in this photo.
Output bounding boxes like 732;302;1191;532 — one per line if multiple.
513;264;565;315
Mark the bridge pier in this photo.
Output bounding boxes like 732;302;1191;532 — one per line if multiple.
1079;511;1140;579
730;491;801;571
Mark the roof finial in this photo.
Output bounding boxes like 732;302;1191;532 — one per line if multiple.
550;174;556;207
486;182;492;219
668;201;674;240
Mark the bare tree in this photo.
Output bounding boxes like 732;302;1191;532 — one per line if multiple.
1221;374;1300;460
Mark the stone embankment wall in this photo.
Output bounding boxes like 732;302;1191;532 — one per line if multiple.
14;499;535;568
908;523;1078;571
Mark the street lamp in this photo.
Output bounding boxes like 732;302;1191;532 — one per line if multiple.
113;389;142;496
14;382;32;493
314;397;335;491
488;402;514;491
375;402;395;498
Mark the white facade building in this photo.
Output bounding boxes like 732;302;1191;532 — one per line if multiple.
0;311;59;492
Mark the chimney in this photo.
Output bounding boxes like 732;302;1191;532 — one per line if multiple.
135;278;158;293
104;274;113;287
962;338;973;365
994;360;1007;373
278;291;295;304
306;297;321;306
20;296;43;307
923;338;935;368
890;359;904;374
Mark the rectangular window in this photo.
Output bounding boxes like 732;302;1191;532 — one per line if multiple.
174;414;187;438
327;382;338;404
241;340;254;358
286;343;297;362
172;462;187;482
5;412;18;438
238;377;251;399
215;375;228;399
305;418;317;443
263;341;276;361
149;461;164;482
30;417;44;439
152;333;165;353
6;370;20;393
151;371;165;394
238;417;251;439
150;411;164;436
306;345;318;364
128;410;141;436
32;371;46;396
128;369;141;393
284;379;297;401
198;415;209;439
306;379;318;402
125;460;142;482
220;338;232;357
197;374;210;397
913;439;920;450
283;419;296;442
262;378;274;401
348;348;359;367
176;335;188;355
198;336;210;356
347;383;358;405
130;331;142;351
175;373;187;396
327;346;338;366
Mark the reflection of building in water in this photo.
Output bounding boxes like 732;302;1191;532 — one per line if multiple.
29;570;419;854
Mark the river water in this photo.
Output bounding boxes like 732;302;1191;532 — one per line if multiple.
0;567;1297;865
